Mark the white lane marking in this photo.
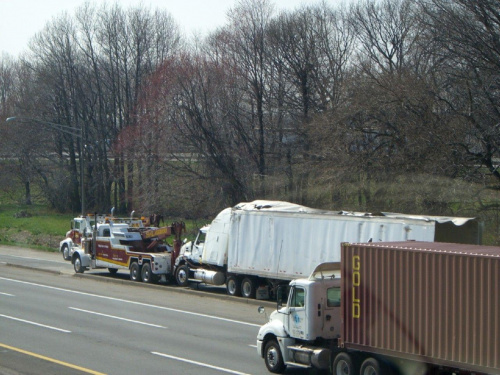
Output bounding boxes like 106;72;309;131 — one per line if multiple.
0;254;67;264
69;307;166;328
248;344;257;348
0;292;14;296
152;352;252;375
0;314;71;333
0;277;261;327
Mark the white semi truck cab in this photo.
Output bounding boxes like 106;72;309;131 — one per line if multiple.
257;262;342;373
258;243;500;375
179;226;207;264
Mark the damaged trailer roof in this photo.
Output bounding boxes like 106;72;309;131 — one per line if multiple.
232;200;482;244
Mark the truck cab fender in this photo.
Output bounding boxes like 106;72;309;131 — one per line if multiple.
257;318;289;345
179;241;193;256
257;330;295;364
59;238;73;251
174;254;188;267
71;249;91;267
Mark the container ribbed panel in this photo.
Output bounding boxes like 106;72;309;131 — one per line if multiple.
341;241;500;373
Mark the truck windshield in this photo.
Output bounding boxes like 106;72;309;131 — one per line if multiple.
327;287;341;307
196;231;206;245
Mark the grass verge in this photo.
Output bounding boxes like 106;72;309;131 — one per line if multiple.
0;204;73;251
0;203;201;252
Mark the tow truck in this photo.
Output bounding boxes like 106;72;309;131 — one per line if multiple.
59;210;144;261
71;218;185;283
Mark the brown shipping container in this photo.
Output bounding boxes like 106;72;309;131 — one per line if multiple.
341;241;500;374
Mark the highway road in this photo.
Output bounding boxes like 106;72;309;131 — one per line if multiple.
0;245;298;375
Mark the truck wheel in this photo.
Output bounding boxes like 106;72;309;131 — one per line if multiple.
332;352;355;375
62;244;71;261
73;255;85;273
241;277;256;298
141;262;153;283
264;339;285;373
175;265;190;287
130;262;142;282
360;358;382;375
226;276;241;296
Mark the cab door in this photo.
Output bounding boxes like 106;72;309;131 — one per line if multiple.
190;230;206;262
287;286;307;340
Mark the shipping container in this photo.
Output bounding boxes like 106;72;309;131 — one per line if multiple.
341;241;500;374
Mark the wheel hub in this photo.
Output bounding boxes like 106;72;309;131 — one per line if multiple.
177;270;187;283
337;360;350;375
267;347;279;368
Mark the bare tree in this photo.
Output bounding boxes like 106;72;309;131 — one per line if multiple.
0;54;16;116
420;0;500;189
225;0;274;182
23;14;85;211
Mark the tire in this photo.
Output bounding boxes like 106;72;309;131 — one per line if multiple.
332;352;355;375
264;339;285;373
108;268;118;275
130;262;142;282
175;265;190;287
226;275;241;296
141;262;153;283
62;244;71;261
73;255;85;273
241;277;256;298
360;358;382;375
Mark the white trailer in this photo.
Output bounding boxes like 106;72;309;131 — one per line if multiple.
175;200;481;298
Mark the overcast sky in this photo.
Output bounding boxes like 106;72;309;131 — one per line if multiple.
0;0;319;57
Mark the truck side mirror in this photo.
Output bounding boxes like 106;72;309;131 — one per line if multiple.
276;285;287;311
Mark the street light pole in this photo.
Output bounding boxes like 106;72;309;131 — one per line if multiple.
5;116;85;216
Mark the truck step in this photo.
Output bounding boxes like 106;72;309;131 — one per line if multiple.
285;361;311;369
288;345;314;354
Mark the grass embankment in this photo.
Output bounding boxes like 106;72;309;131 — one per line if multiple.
0;204;202;252
0;204;73;251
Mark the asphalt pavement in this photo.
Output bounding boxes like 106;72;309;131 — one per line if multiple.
0;244;276;306
0;345;92;375
0;245;277;375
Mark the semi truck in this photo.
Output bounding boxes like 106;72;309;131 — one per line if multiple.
256;241;500;375
174;200;481;298
71;219;185;283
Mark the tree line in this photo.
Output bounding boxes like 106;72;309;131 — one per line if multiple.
0;0;499;242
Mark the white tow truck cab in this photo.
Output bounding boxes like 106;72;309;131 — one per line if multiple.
71;219;183;283
257;262;341;373
59;214;103;260
59;212;144;261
